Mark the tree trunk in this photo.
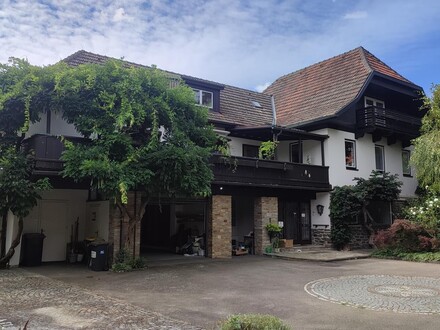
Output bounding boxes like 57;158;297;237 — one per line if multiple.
0;216;23;269
361;205;376;248
0;210;7;258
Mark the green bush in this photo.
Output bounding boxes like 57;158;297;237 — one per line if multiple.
373;219;438;252
405;189;440;235
372;249;440;263
112;248;146;272
219;314;291;330
112;262;133;272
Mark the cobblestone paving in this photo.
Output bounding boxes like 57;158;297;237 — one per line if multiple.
305;275;440;314
0;269;202;330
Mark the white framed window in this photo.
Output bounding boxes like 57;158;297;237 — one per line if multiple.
345;139;356;169
402;150;411;176
290;141;302;163
375;145;385;172
365;96;385;108
193;89;213;108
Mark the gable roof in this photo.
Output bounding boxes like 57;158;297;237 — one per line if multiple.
264;47;422;127
63;50;273;128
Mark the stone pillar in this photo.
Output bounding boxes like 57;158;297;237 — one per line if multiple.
254;197;278;255
207;195;232;258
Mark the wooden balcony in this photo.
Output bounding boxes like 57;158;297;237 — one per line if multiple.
211;155;331;191
22;134;87;174
356;106;421;143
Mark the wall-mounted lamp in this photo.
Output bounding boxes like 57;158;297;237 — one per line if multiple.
316;204;324;216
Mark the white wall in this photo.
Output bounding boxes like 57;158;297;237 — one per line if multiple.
6;212;21;266
26;113;47;138
229;137;260;157
50;111;82;137
6;189;89;266
308;128;418;226
26;110;82;138
277;140;323;165
86;201;110;241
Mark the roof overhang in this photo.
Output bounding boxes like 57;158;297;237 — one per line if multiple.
228;125;328;141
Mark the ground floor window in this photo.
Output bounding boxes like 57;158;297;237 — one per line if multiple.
345;139;356;169
375;145;385;172
402;150;411;176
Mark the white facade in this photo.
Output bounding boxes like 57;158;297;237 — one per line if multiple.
7;189;110;266
26;111;81;138
308;128;417;227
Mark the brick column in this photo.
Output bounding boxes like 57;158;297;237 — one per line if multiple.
254;197;278;255
207;195;232;258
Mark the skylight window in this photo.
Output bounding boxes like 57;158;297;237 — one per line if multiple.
251;100;262;108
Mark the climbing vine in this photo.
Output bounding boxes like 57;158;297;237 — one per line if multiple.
330;171;402;250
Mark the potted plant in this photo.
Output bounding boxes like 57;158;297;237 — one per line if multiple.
272;237;281;253
258;140;279;160
265;222;282;242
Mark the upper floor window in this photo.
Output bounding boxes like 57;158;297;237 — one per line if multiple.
242;144;259;158
402;150;411;176
345;139;356;169
375;145;385;172
193;88;213;108
365;96;385;108
290;141;302;163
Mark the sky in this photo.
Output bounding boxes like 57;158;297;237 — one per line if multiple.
1;0;440;94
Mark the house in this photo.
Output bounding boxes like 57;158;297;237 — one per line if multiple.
5;47;423;266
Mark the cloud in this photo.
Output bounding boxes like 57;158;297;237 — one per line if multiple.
0;0;439;94
343;11;368;20
255;82;271;93
113;8;128;22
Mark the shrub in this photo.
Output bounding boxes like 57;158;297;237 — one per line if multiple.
405;189;440;235
112;248;146;272
373;219;438;252
219;314;291;330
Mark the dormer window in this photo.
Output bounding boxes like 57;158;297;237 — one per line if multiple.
193;88;213;109
365;97;385;108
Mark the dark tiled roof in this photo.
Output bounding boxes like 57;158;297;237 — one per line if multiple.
264;47;420;127
62;50;272;127
219;85;273;127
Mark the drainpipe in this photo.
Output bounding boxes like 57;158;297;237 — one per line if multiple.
271;95;277;127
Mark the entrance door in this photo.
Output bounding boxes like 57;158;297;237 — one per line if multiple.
40;200;68;262
281;201;311;244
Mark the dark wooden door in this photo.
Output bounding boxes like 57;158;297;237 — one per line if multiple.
281;201;311;244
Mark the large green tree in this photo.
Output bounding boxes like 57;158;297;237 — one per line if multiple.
55;60;216;249
0;58;51;268
411;84;440;193
0;57;216;260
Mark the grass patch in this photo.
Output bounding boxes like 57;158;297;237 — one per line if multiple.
372;249;440;263
219;314;291;330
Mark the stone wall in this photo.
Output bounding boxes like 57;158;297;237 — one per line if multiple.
312;228;332;246
348;224;371;249
254;197;278;255
207;195;232;258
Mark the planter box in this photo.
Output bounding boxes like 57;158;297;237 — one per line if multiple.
233;248;248;256
279;239;293;248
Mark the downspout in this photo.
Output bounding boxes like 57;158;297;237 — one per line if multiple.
271;95;281;142
271;95;277;127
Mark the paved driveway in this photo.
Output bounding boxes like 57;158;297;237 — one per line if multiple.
3;256;440;329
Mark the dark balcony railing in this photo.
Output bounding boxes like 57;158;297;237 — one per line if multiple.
211;155;331;191
356;106;421;139
23;134;88;173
